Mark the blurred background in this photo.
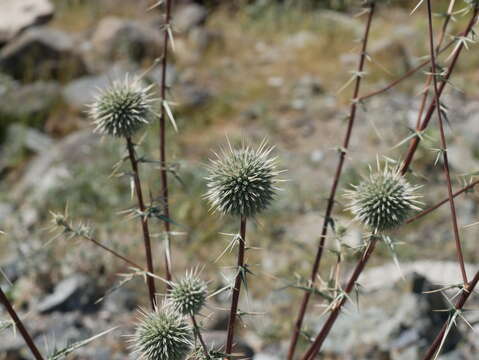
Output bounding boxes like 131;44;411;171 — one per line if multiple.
1;0;479;359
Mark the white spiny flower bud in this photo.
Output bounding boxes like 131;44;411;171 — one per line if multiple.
205;140;281;218
130;303;193;360
345;162;421;233
88;76;154;138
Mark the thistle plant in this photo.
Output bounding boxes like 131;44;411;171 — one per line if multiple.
301;162;422;359
131;304;193;360
205;140;281;358
168;270;209;358
169;271;208;316
287;2;377;356
88;76;158;309
345;162;422;233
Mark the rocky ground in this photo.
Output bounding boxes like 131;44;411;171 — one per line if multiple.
1;0;479;359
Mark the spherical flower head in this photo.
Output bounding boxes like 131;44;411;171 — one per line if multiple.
131;304;192;360
345;162;421;233
168;271;208;316
88;77;154;138
205;140;280;217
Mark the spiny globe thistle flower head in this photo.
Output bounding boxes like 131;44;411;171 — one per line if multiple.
130;304;192;360
88;76;155;138
168;270;208;316
345;162;421;233
205;140;281;217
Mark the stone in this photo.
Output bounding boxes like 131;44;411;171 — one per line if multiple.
358;261;478;292
0;123;54;173
0;0;54;45
0;311;113;359
90;16;162;64
0;81;61;127
0;27;87;81
62;64;134;110
12;129;101;205
174;4;208;33
310;270;465;359
102;287;138;313
37;274;98;313
62;63;177;111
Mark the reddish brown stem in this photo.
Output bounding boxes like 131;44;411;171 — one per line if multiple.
159;0;173;284
359;5;470;104
425;0;468;285
225;216;247;359
126;137;157;310
414;4;453;129
290;4;477;358
287;3;376;358
401;4;479;175
406;179;479;225
0;287;44;360
359;39;456;101
422;270;479;360
301;236;379;360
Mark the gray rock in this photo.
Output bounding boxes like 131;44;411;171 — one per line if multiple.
0;0;54;45
62;64;134;110
0;81;61;125
12;129;100;204
102;287;138;313
174;4;208;33
63;63;177;111
312;272;462;359
37;274;98;313
90;16;162;63
359;261;478;292
0;27;87;81
0;124;53;176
